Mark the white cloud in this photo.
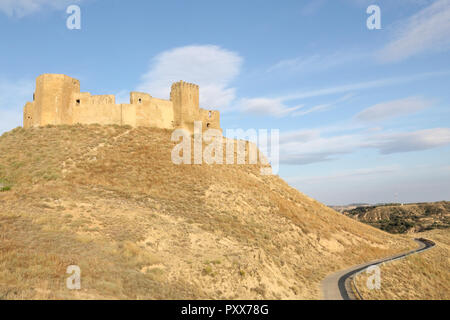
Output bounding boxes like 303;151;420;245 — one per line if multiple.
291;93;354;116
279;126;450;165
291;103;332;117
237;93;354;117
136;51;445;117
378;0;450;62
349;0;433;7
244;91;355;117
136;45;242;111
279;70;449;101
0;78;34;133
267;51;368;74
356;96;432;121
367;128;450;154
280;130;365;165
280;129;320;144
238;98;303;117
0;0;81;17
236;70;446;117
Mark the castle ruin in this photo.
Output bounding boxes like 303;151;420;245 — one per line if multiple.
23;74;221;132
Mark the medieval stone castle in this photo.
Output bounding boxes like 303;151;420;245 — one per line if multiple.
23;74;221;132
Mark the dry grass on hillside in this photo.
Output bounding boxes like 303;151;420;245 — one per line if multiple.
0;125;415;299
354;229;450;300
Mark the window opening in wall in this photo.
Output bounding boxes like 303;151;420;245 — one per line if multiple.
138;98;142;104
76;99;80;105
207;123;211;128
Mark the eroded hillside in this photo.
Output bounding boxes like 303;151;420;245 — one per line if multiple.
343;202;450;234
354;229;450;299
0;125;415;299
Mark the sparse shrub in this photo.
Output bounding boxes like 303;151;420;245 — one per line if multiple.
1;185;11;192
202;265;214;276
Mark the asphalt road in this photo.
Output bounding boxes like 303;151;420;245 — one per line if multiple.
321;238;435;300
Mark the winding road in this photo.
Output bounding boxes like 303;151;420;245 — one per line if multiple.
321;238;435;300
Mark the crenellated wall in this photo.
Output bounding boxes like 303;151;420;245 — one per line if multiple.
23;74;221;133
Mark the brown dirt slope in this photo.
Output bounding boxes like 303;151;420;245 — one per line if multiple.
0;125;414;299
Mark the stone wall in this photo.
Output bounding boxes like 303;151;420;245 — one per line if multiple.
199;108;221;131
23;74;221;133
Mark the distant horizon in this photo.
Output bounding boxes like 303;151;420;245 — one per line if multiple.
327;199;449;207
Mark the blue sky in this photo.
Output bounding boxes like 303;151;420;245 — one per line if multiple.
1;0;449;205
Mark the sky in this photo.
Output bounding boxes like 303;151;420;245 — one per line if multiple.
0;0;449;205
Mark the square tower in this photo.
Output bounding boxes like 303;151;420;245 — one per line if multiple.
170;80;199;131
34;74;80;126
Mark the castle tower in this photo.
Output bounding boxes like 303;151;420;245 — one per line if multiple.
170;80;199;131
33;74;80;126
23;74;220;132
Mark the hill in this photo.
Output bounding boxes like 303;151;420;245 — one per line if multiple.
342;202;450;234
354;229;450;300
0;125;415;299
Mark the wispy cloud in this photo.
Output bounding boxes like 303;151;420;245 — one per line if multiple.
292;93;354;116
137;45;242;110
237;93;354;117
279;70;450;101
237;71;447;117
367;128;450;154
291;103;333;117
237;98;303;117
348;0;434;7
280;131;365;165
0;0;81;18
378;0;450;62
355;96;433;121
267;51;368;74
132;44;448;118
279;126;450;165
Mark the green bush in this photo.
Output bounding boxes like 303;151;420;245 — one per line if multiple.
0;185;11;192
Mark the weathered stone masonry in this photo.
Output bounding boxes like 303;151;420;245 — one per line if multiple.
23;74;221;132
